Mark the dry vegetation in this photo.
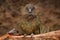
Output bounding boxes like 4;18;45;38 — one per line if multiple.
0;0;60;40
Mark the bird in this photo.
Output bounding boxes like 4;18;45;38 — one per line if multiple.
15;4;48;37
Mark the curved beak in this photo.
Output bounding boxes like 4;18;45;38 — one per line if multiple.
28;9;32;13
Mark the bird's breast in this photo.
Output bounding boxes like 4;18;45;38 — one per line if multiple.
19;17;40;34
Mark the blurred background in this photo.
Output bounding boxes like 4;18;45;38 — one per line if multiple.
0;0;60;36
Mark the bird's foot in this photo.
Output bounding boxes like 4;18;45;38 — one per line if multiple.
23;34;27;38
31;33;34;38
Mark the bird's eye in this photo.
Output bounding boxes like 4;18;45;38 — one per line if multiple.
26;7;29;11
32;6;35;10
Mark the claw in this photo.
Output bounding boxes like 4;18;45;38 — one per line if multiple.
7;28;17;35
24;34;27;38
31;33;34;38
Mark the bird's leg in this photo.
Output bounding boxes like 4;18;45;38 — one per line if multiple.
30;33;34;40
23;34;27;38
31;33;34;38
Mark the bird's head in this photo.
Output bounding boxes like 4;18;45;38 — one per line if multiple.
25;4;35;14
